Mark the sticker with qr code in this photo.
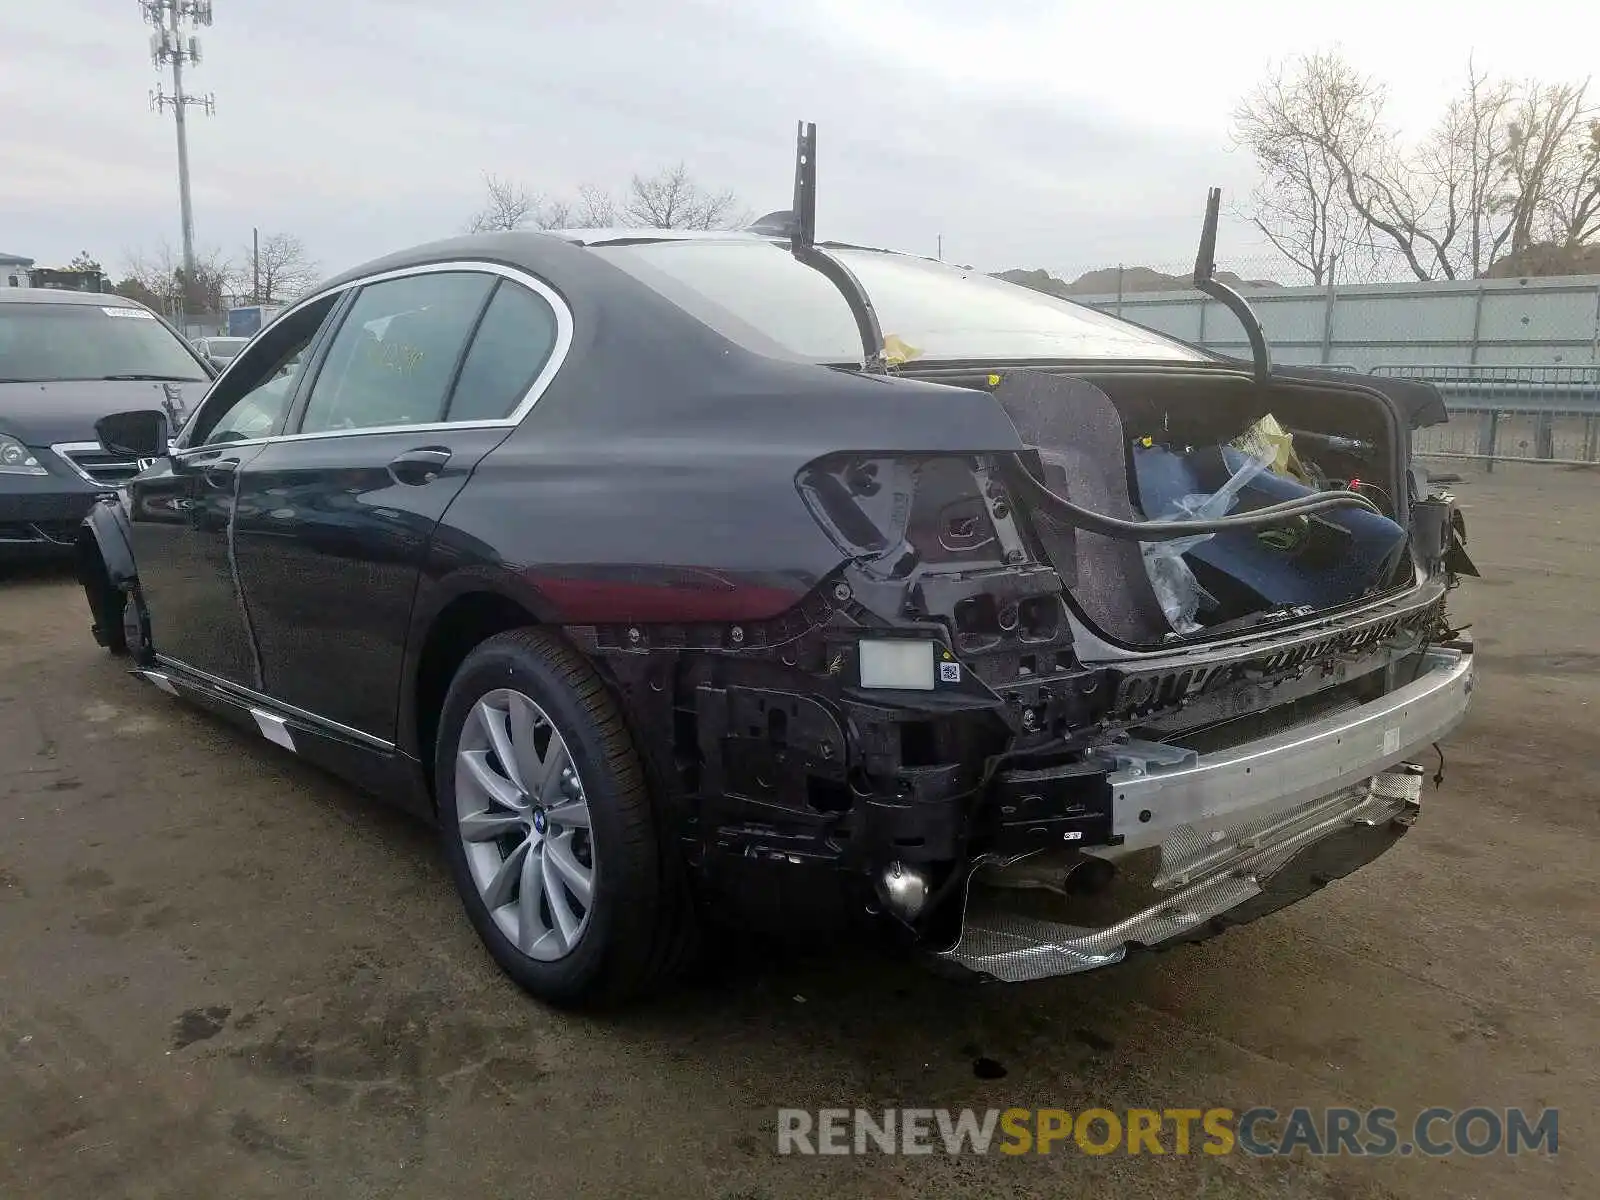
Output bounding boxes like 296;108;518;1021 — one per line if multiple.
939;662;961;683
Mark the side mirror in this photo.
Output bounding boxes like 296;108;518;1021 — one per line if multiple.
96;410;170;460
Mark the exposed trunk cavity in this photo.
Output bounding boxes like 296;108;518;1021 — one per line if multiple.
990;368;1411;649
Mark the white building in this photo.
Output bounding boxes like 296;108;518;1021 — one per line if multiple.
1;251;34;288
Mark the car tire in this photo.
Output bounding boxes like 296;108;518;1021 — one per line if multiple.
434;628;691;1007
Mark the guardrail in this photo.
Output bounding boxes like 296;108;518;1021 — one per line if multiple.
1370;364;1600;469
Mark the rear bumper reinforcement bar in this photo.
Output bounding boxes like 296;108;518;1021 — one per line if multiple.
936;646;1471;983
939;772;1423;982
1104;646;1472;853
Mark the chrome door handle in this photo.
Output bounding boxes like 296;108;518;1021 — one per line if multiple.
387;447;453;486
202;457;240;489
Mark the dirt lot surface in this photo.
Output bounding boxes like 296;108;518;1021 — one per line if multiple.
1;463;1595;1199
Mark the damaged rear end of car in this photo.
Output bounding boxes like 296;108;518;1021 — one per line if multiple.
572;132;1477;981
671;372;1473;978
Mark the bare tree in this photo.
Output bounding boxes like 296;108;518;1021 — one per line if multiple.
623;163;743;230
240;232;319;304
466;165;745;234
1230;52;1450;281
1389;72;1598;276
121;243;233;316
1542;112;1600;249
540;197;574;228
1397;62;1521;279
1501;82;1600;252
1234;53;1600;281
574;183;618;227
467;173;542;233
1234;61;1366;284
466;173;600;231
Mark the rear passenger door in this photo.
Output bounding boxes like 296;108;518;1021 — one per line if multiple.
231;265;567;744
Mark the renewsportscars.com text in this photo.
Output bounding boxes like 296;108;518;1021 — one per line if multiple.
776;1106;1559;1157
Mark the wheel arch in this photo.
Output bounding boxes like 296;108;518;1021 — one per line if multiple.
75;502;139;652
77;500;138;589
405;580;561;800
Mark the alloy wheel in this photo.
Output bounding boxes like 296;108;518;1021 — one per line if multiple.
454;688;595;961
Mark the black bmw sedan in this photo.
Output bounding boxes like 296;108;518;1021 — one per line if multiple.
75;214;1473;1007
0;288;211;561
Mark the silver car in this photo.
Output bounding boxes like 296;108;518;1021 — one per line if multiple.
192;335;250;369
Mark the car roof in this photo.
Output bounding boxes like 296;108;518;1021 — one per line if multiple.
545;227;772;246
0;287;147;309
318;228;770;288
315;227;945;298
310;227;1211;369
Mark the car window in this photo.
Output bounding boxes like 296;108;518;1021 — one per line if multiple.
187;295;340;447
591;240;1207;365
297;272;494;435
445;281;560;422
0;301;209;383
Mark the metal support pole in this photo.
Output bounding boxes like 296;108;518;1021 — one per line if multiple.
1468;283;1485;366
1319;263;1337;364
1115;264;1124;318
1536;411;1555;461
253;226;260;303
168;2;196;305
1591;282;1599;366
143;0;215;335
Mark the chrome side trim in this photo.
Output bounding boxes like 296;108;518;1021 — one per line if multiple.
136;669;180;697
152;654;396;751
1100;647;1472;852
250;707;297;752
174;259;575;455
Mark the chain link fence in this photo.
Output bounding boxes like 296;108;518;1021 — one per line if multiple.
1016;260;1600;468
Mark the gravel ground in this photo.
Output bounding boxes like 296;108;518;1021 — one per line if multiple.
0;462;1594;1199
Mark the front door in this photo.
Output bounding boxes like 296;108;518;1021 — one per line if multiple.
131;292;346;687
127;441;266;686
231;267;561;744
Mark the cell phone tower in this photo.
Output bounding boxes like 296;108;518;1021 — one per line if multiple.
140;1;216;298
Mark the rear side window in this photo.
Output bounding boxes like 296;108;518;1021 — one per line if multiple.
446;281;560;422
297;271;494;435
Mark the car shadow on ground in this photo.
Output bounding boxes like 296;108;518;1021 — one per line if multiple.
165;673;1130;1062
0;560;77;585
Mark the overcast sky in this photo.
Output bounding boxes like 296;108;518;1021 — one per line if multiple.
3;0;1596;286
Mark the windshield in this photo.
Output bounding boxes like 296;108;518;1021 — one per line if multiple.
590;239;1206;365
0;302;209;383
